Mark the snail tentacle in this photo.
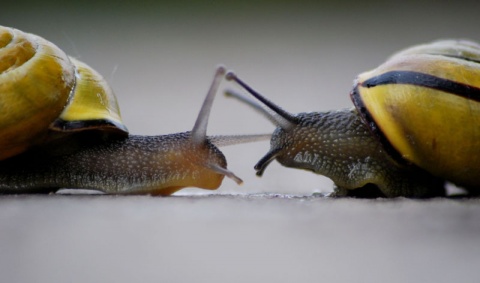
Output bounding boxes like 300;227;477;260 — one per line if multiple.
209;134;270;147
224;89;285;127
225;71;298;130
191;65;226;145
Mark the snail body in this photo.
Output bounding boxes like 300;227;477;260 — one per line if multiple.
0;133;235;195
226;40;480;198
0;26;265;195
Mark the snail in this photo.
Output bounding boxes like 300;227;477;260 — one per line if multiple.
0;25;267;195
225;39;480;198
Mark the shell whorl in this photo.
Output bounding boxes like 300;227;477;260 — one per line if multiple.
0;26;76;160
0;26;127;160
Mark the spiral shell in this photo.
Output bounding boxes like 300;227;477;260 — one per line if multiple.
0;26;127;160
351;39;480;189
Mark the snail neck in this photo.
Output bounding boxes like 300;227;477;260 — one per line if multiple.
273;108;389;185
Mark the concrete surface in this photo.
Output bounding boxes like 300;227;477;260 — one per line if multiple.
1;194;479;283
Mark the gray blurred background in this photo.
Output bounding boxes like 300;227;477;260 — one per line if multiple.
1;1;480;283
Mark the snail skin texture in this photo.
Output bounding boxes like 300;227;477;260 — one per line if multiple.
226;39;480;198
0;26;267;195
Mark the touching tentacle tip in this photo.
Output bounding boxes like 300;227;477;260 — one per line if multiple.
225;71;237;81
216;65;227;75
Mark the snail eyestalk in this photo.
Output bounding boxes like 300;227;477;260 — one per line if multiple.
224;89;283;127
191;65;226;145
187;65;246;185
225;71;299;130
